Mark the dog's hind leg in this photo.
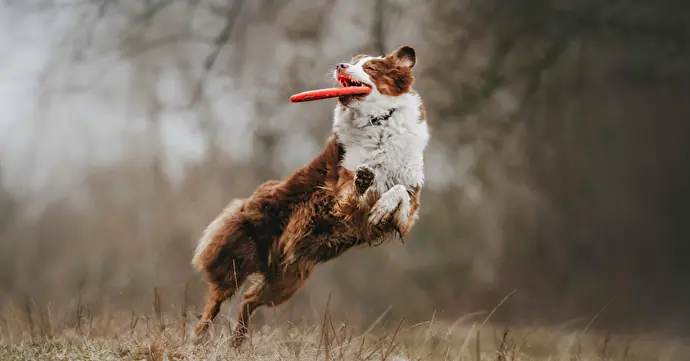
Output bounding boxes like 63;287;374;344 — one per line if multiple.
230;271;310;348
193;219;260;339
193;283;235;338
193;257;251;338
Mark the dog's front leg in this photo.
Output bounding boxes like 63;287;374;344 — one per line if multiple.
354;164;375;196
368;185;411;239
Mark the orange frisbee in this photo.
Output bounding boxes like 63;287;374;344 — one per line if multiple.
290;86;371;103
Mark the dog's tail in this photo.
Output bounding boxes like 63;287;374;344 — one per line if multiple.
191;198;245;272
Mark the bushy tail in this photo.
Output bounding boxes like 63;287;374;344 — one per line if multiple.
191;198;245;272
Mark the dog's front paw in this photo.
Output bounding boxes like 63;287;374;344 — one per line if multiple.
368;185;408;227
354;164;375;194
368;198;396;226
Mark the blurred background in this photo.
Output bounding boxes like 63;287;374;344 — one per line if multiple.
1;0;689;336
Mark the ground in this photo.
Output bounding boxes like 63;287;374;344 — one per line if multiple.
1;310;687;361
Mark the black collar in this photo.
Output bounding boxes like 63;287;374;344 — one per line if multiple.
369;108;396;126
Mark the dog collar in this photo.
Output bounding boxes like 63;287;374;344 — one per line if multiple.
369;108;396;126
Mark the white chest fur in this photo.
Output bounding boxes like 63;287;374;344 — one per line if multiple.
332;92;429;196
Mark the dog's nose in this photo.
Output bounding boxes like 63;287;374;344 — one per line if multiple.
336;63;349;70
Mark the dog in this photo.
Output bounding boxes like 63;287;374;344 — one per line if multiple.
191;45;430;347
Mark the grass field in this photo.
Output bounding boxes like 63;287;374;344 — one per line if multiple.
1;305;687;361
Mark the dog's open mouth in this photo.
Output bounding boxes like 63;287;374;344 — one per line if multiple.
336;75;371;103
337;75;370;89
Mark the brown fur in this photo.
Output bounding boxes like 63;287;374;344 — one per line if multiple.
192;134;408;347
362;46;416;96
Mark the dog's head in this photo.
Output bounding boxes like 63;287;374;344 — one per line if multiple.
333;46;416;107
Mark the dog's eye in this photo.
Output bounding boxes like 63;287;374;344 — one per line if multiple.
365;66;376;72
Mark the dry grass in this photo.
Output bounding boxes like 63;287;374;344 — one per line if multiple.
0;302;687;361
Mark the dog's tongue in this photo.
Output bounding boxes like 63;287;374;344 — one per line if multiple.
290;86;371;103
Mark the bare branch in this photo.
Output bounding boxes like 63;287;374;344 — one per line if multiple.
549;7;689;49
372;0;386;55
132;0;175;23
187;0;245;106
121;34;216;57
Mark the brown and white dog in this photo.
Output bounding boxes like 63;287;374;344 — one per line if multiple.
190;45;430;347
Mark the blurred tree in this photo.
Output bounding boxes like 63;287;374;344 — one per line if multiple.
0;164;14;237
1;0;690;333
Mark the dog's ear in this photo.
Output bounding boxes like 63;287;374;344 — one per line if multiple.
389;46;416;69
